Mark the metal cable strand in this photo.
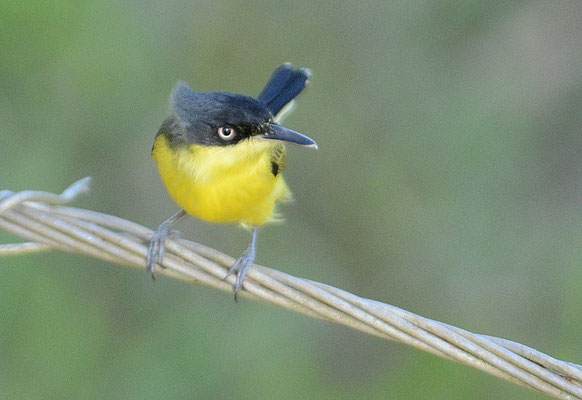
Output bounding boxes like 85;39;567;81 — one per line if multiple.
1;179;580;399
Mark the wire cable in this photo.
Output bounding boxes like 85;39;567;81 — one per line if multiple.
1;178;580;399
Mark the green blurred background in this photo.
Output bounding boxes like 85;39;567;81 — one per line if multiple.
1;1;581;398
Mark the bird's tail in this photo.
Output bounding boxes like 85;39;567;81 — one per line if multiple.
258;63;311;118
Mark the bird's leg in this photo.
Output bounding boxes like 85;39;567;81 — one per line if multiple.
146;209;186;279
225;227;258;301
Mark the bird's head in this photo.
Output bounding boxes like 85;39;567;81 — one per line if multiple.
167;82;317;149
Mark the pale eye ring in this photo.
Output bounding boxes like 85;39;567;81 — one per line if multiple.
217;126;236;140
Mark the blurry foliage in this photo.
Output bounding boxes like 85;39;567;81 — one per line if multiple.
1;1;581;398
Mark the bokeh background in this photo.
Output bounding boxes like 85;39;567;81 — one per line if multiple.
1;1;581;399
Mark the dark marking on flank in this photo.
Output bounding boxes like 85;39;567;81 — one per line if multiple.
271;161;280;176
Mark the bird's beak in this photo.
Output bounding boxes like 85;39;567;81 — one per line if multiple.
257;124;318;149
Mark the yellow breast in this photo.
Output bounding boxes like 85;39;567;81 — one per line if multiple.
152;135;291;226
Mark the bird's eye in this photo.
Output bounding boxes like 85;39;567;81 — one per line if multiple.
217;126;236;140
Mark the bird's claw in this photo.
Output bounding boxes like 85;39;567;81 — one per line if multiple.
224;247;256;302
146;226;181;279
146;229;166;279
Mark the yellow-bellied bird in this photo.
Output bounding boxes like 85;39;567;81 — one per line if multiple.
147;63;317;300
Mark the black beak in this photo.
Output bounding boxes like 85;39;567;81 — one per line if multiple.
258;124;318;149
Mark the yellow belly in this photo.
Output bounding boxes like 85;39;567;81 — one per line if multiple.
152;135;291;226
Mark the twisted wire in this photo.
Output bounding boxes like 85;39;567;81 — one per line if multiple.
1;178;580;399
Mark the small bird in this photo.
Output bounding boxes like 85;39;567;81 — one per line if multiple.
147;63;317;300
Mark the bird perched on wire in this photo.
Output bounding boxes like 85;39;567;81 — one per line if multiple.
147;63;317;300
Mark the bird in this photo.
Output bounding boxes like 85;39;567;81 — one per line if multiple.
147;63;317;300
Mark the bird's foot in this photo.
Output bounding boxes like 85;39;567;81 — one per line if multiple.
224;246;256;302
146;228;172;279
146;210;186;279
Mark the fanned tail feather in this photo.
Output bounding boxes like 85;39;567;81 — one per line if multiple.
258;63;311;117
